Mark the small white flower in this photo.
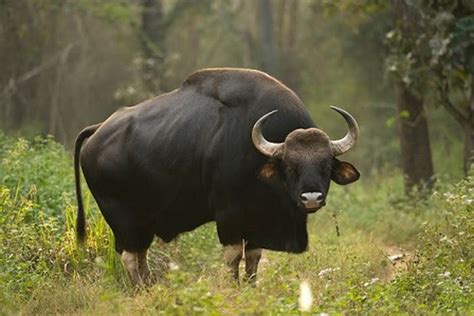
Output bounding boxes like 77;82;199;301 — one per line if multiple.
364;277;380;287
439;271;451;278
443;192;455;201
318;267;340;278
386;30;396;39
168;261;179;271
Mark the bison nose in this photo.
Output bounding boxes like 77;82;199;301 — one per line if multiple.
300;192;325;210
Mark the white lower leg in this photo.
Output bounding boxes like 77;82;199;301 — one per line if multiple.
223;242;243;280
137;249;151;282
245;248;262;282
121;250;142;286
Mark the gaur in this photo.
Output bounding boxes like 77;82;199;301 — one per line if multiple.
74;68;360;285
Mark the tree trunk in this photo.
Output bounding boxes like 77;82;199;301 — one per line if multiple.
258;0;278;76
397;82;435;193
464;125;473;175
465;75;474;174
141;0;165;93
280;0;300;92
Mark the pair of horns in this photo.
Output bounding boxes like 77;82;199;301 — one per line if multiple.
252;106;359;157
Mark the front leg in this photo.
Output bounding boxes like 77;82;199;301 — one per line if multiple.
223;242;243;280
121;250;144;286
244;242;262;283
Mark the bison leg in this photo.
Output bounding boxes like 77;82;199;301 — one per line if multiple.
137;249;151;283
223;242;243;280
244;243;262;284
121;250;149;286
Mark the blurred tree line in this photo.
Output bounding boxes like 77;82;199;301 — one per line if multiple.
0;0;472;193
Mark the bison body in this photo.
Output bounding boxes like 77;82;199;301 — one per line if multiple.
75;68;360;284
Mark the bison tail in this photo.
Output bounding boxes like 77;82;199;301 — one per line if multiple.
74;124;100;244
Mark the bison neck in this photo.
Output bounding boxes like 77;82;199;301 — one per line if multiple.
212;181;309;254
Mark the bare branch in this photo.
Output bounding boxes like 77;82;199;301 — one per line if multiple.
1;42;79;98
436;69;469;127
439;93;468;126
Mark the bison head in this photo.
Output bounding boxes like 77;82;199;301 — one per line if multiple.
252;106;360;213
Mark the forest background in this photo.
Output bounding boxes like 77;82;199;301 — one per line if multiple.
2;0;473;183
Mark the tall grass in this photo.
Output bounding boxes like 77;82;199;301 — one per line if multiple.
0;134;472;314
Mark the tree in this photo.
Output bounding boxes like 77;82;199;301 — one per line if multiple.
276;0;301;92
423;2;474;174
386;0;435;192
141;0;165;93
257;0;278;76
387;0;474;176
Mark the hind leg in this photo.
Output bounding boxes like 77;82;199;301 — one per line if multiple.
113;226;153;286
95;200;154;286
137;248;151;282
244;242;262;284
115;229;153;286
121;250;142;286
121;248;151;286
223;242;243;280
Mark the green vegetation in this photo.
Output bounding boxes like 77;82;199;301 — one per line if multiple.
0;134;472;314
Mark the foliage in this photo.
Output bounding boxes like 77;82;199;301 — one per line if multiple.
396;177;473;313
0;134;472;314
385;0;473;129
0;133;73;216
319;176;474;314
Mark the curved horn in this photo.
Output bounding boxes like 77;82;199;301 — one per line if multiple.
252;110;284;157
330;106;360;156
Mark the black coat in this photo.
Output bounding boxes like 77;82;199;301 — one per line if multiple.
78;68;315;253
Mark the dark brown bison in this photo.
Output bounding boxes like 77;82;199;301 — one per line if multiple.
74;68;360;285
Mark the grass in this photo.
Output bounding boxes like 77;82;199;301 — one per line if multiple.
0;134;472;314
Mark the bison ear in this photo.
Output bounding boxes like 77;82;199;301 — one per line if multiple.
331;159;360;185
258;161;282;185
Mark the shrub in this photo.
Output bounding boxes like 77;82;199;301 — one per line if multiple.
0;135;73;217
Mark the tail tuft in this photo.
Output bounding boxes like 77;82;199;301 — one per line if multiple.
76;201;86;244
